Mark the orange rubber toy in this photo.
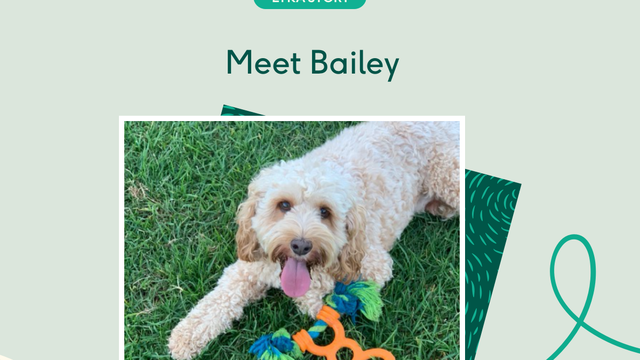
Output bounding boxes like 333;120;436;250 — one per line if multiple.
292;306;395;360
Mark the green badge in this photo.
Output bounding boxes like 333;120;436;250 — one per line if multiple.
255;0;366;10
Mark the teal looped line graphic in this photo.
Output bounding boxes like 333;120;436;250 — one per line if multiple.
548;234;640;359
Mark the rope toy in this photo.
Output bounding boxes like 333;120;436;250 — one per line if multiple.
249;281;395;360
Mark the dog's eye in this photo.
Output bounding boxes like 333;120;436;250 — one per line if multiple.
278;201;292;212
319;207;330;219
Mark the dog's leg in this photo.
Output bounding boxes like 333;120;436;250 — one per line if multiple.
293;269;335;317
168;260;272;360
360;245;394;286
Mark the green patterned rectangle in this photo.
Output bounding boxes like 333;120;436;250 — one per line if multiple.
465;170;521;360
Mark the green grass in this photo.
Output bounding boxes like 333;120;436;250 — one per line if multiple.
124;121;460;360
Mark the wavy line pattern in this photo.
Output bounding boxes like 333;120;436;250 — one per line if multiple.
465;170;521;360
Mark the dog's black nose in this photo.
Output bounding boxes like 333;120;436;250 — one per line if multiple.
291;238;312;256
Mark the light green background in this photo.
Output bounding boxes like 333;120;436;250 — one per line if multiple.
1;1;639;360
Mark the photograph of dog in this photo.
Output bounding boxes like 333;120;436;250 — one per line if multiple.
124;120;461;360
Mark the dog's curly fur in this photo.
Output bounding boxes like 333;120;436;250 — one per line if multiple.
168;121;460;359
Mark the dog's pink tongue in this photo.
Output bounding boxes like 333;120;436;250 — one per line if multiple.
280;257;311;298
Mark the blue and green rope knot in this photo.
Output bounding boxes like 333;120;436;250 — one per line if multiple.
324;280;382;324
249;280;383;359
249;328;303;360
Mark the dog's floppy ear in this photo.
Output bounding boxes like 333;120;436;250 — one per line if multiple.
235;185;264;262
331;204;366;282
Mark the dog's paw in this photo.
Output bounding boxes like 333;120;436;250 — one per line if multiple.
168;324;200;360
305;298;324;317
426;199;458;220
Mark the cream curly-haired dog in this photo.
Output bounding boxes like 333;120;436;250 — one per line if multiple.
168;121;460;359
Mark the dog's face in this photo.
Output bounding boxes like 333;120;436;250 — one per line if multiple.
235;161;366;297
